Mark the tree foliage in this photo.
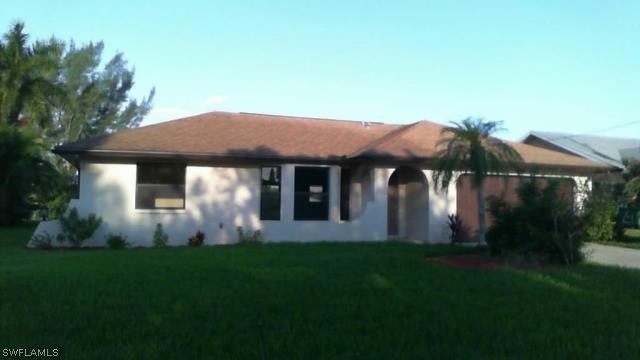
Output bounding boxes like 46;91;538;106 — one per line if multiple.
0;21;154;224
0;125;43;224
0;22;63;127
582;183;622;242
431;118;523;244
623;158;640;207
49;41;154;144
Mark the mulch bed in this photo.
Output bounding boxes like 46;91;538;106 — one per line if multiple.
425;254;560;270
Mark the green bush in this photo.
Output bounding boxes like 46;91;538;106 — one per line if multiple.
56;207;102;247
152;223;169;247
237;226;263;244
582;186;620;243
105;233;129;249
188;231;205;247
486;181;585;265
30;232;54;250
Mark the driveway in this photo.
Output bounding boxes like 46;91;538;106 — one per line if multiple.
585;243;640;269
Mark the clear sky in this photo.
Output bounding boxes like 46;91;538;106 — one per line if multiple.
3;0;639;140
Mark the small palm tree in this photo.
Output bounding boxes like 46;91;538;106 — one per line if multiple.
432;118;523;245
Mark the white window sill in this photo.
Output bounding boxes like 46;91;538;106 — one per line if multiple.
134;209;187;214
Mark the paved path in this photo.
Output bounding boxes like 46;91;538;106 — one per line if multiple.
585;243;640;269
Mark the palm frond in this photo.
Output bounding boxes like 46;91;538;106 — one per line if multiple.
432;117;523;190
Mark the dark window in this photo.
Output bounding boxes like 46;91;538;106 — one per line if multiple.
340;168;351;221
135;163;186;209
260;166;281;220
294;167;329;220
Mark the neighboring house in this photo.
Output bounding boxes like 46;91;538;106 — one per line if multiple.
33;112;611;247
522;131;640;171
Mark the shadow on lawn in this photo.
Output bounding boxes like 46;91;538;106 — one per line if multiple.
3;234;640;358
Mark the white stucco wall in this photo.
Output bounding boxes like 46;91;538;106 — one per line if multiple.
30;160;588;247
34;162;454;246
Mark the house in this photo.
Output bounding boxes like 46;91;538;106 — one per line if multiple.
33;112;611;247
522;131;640;172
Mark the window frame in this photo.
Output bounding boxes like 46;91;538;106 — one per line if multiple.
135;162;186;210
340;167;351;221
294;166;330;221
259;165;282;221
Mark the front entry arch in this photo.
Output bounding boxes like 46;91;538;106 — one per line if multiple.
387;167;429;241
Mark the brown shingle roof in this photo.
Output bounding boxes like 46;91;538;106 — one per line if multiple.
351;120;445;159
57;112;400;160
55;111;612;171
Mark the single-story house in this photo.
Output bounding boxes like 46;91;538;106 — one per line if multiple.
522;131;640;172
33;112;611;247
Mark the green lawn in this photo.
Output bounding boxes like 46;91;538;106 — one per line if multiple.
2;226;640;359
596;228;640;250
626;228;640;240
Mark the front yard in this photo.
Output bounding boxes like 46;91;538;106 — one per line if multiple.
2;225;640;358
594;228;640;250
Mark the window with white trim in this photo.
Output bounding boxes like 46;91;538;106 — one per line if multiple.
294;166;329;220
135;163;186;210
260;166;281;220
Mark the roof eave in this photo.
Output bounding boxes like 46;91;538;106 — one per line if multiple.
53;147;349;165
53;148;617;175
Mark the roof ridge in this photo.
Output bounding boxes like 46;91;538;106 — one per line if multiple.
531;130;640;142
347;120;426;158
237;111;386;125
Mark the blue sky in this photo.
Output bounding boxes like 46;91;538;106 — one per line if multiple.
3;1;639;140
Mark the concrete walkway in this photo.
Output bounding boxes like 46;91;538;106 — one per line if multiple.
585;243;640;269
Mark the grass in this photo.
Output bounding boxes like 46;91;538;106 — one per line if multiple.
595;228;640;250
625;228;640;240
2;225;640;358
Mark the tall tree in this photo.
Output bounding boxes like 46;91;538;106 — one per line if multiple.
45;40;155;217
0;22;154;222
0;22;63;127
432;118;523;245
49;41;154;145
0;22;63;224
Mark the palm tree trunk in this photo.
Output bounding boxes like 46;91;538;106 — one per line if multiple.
476;182;487;246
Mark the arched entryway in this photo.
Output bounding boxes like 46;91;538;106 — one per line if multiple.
387;167;429;241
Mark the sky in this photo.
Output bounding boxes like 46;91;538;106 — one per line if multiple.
3;0;640;140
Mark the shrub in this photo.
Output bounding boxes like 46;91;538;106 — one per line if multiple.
582;186;620;243
30;232;54;250
486;180;585;265
105;233;129;249
237;226;263;244
188;231;205;247
56;207;102;247
152;223;169;247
